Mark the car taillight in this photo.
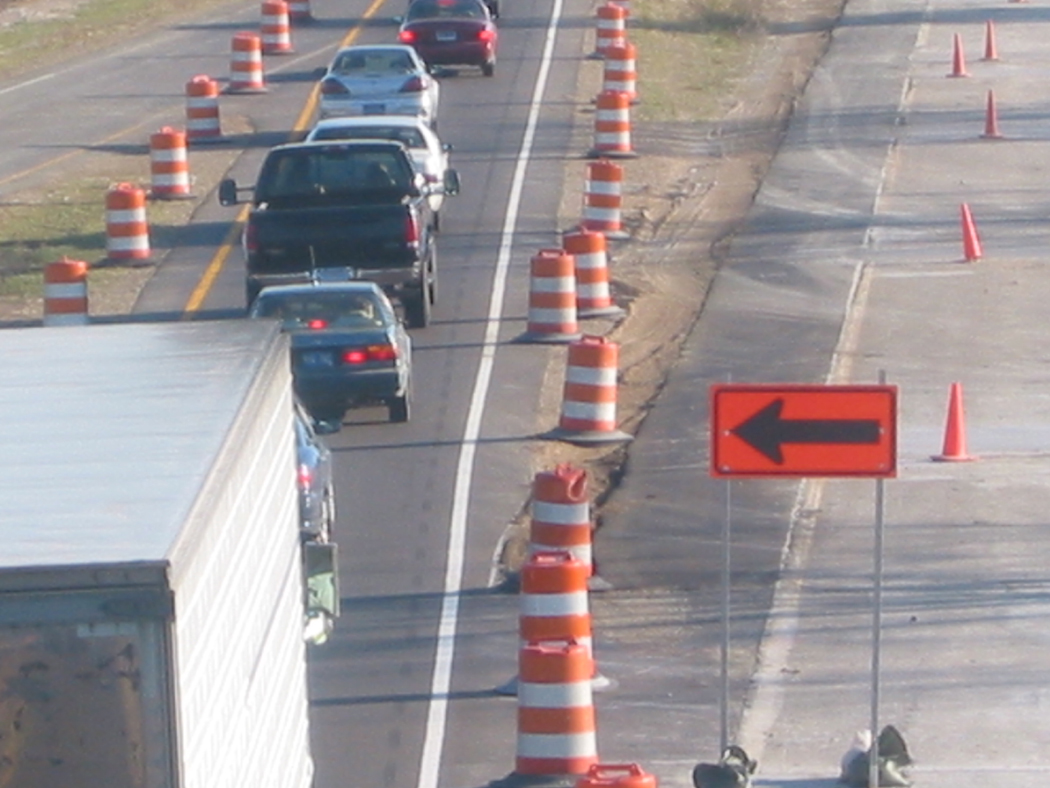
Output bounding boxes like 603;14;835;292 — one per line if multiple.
398;29;418;44
321;78;349;96
401;75;427;93
342;345;398;364
405;212;420;244
245;222;258;253
307;319;328;329
477;28;496;41
298;463;313;490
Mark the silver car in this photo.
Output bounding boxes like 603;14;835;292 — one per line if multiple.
318;44;440;127
305;115;457;219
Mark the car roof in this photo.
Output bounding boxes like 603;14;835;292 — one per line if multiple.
266;138;410;155
332;43;420;56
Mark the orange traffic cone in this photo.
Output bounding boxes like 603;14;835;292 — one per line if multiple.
982;20;998;61
981;90;1003;139
960;203;983;262
949;33;969;77
932;382;976;462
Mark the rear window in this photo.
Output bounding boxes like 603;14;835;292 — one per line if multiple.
406;0;487;20
331;49;415;75
257;147;415;200
253;291;386;328
312;126;426;149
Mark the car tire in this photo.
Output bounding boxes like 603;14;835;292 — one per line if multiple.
405;287;430;328
246;280;263;309
389;392;411;423
428;250;438;306
482;60;495;77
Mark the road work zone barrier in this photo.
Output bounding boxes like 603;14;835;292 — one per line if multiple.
516;641;598;776
520;249;582;343
592;2;626;58
105;184;150;262
563;227;622;318
185;75;222;142
589;90;636;159
582;159;628;240
228;32;268;93
260;0;294;54
549;336;632;445
149;127;192;199
43;259;89;326
601;42;637;102
529;465;594;574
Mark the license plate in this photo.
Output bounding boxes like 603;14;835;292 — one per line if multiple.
301;351;335;367
363;103;385;114
436;30;457;41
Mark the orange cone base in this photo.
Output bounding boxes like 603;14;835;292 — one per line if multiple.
516;330;583;344
932;451;977;462
224;84;269;95
148;190;196;201
586;148;638;160
578;304;625;319
545;426;633;445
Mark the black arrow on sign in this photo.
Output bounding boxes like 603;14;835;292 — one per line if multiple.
731;398;881;464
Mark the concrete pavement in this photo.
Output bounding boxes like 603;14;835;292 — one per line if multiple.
593;0;1050;784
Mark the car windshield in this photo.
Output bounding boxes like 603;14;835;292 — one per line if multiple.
253;291;387;329
312;126;426;150
331;49;416;75
406;0;487;20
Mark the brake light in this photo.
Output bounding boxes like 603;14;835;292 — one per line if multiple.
477;28;496;41
401;75;427;93
404;212;420;244
341;345;398;364
321;78;349;96
307;319;328;329
297;463;313;490
245;222;258;253
398;29;418;44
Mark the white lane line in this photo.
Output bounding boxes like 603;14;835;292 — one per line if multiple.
415;1;565;787
0;72;55;96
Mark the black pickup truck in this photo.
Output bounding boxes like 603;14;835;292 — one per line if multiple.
220;139;457;328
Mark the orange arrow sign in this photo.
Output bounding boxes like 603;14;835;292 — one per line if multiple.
711;384;898;478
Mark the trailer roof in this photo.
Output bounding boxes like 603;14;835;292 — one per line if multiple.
0;320;284;570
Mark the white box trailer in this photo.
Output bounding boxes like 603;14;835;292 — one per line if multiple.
0;319;332;788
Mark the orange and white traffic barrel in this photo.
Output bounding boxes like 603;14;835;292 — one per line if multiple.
601;42;637;102
581;159;628;240
227;32;267;93
589;90;636;159
148;127;192;200
577;764;658;788
43;259;89;326
550;336;632;444
563;227;622;318
516;640;598;776
529;464;594;574
521;551;594;654
286;0;312;21
520;248;581;343
591;2;627;59
260;0;294;54
185;75;222;143
105;184;151;262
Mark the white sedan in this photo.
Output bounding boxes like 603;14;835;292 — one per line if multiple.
317;45;440;128
306;115;459;224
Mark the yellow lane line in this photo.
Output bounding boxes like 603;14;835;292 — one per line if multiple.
183;0;390;316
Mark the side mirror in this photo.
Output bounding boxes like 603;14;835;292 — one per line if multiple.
444;168;461;196
303;541;340;646
218;178;240;206
442;142;454;153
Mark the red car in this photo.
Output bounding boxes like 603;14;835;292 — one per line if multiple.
398;0;498;77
